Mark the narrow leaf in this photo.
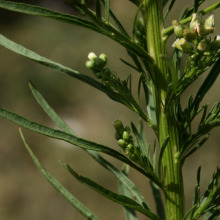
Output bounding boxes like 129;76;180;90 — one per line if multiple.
96;0;102;20
0;108;164;189
105;0;110;23
0;0;99;32
118;166;138;220
63;163;160;220
0;34;122;104
29;82;151;208
193;58;220;112
29;82;75;136
149;181;165;220
19;129;99;220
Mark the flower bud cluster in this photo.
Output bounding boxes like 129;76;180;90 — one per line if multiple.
85;52;114;82
113;119;139;162
85;52;107;73
172;13;219;54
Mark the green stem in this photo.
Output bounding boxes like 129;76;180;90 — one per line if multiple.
142;0;184;219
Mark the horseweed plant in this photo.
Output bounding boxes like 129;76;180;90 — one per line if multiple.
0;0;219;219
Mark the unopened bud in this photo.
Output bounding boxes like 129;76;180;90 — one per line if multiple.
122;131;130;142
88;52;97;60
118;139;127;149
204;14;214;29
197;40;209;52
172;20;187;38
172;38;193;53
85;60;95;69
113;119;124;137
99;53;107;64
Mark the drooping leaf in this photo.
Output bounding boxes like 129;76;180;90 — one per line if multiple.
29;82;76;136
118;165;138;220
0;0;99;32
0;34;121;104
63;163;160;220
29;82;151;208
0;108;164;189
163;0;176;20
19;129;99;220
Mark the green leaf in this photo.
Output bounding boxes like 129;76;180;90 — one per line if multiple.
0;108;164;189
0;34;122;104
29;82;76;136
192;58;220;114
63;163;160;220
0;0;99;32
88;151;151;210
19;129;99;220
105;0;110;23
192;168;220;219
131;122;149;159
149;181;165;220
118;165;138;220
163;0;176;20
95;0;102;20
0;1;153;62
29;82;152;209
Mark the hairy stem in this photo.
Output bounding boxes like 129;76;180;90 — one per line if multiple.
142;0;185;219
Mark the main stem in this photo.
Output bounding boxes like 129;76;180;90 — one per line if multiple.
143;1;184;219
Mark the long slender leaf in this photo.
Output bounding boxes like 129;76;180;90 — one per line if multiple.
118;165;138;220
192;58;220;112
0;0;99;32
29;82;76;136
19;129;99;220
0;34;122;104
149;181;166;220
29;82;151;209
0;0;153;62
63;163;160;220
0;108;164;189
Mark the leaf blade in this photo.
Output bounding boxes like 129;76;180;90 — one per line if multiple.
19;129;99;220
63;163;160;220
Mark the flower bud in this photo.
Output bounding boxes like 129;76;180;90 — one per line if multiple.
99;53;107;64
124;126;131;134
172;20;186;38
113;119;124;137
183;29;196;42
204;14;215;33
190;13;202;36
172;38;193;53
122;131;130;142
85;60;95;69
197;39;209;52
88;52;97;60
118;139;127;149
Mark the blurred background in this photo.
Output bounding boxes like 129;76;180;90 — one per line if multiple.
0;1;219;219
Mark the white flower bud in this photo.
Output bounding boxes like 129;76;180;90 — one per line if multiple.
172;38;193;53
88;52;97;60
